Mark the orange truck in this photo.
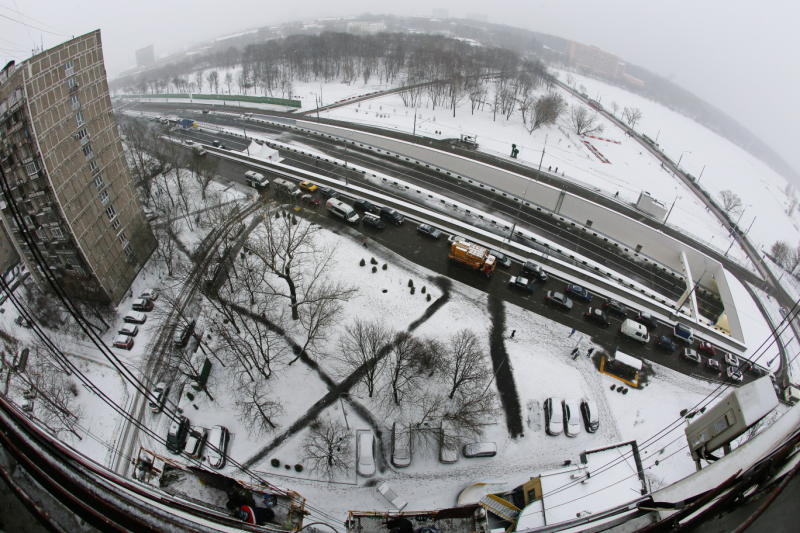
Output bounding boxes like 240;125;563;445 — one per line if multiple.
448;241;497;277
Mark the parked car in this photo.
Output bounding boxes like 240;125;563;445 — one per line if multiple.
706;358;721;372
584;307;610;328
166;416;190;453
377;482;408;511
521;261;548;282
379;207;405;225
724;352;740;368
439;421;458;464
131;298;153;312
634;311;659;331
603;299;627;318
362;212;386;229
653;336;675;352
357;431;376;477
544;397;564;436
674;323;695;344
417;224;443;239
489;250;512;268
300;193;321;207
148;382;169;413
140;288;159;301
118;324;139;337
565;284;592;302
620;319;650;343
184;425;207;458
545;291;573;311
206;425;229;469
244;170;268;188
391;422;411;468
698;341;716;356
318;186;339;199
113;334;134;350
173;320;196;348
726;366;744;383
353;199;381;214
580;399;599;433
563;399;581;437
298;180;318;192
122;311;147;324
508;276;535;293
448;234;468;245
682;348;702;364
462;442;497;458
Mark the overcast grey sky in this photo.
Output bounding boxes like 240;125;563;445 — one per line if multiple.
2;0;798;177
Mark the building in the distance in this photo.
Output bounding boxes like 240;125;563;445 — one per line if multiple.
566;40;624;80
135;44;155;68
0;30;156;305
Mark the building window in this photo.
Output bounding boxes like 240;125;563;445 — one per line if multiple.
64;60;74;72
76;111;85;126
123;243;134;258
76;128;88;140
88;159;99;173
105;205;116;220
24;160;39;176
50;227;63;239
117;231;128;245
99;190;109;205
93;174;104;189
82;143;93;157
70;94;80;108
67;76;77;88
111;218;121;230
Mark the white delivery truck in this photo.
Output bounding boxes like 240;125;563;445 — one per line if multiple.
244;170;268;188
620;318;650;343
272;177;301;197
326;198;360;223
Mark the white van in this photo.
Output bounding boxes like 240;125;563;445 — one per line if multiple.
326;198;360;224
272;177;301;197
620;318;650;343
356;431;375;477
244;170;268;188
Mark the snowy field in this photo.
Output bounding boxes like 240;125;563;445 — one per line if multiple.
553;69;800;255
317;81;749;263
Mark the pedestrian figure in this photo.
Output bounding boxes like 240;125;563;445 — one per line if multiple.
548;165;552;171
571;347;579;357
510;329;516;339
614;191;619;198
554;166;558;173
586;347;595;358
568;327;576;337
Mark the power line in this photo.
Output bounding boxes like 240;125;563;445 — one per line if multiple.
0;12;65;37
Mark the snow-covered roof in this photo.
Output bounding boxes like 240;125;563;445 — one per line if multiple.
612;351;642;370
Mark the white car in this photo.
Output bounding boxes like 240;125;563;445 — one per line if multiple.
563;399;581;437
184;425;207;458
724;352;740;367
357;431;375;477
391;422;411;468
544;397;564;436
140;288;159;301
206;425;229;469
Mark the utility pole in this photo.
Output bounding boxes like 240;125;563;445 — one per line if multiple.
538;134;549;172
664;195;679;224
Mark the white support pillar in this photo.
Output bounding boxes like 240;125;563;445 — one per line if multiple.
676;250;700;320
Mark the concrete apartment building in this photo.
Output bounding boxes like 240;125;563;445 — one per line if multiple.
0;30;155;305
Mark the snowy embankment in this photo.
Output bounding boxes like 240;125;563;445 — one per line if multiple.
553;68;800;258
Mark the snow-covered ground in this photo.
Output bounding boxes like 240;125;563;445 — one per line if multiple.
554;69;800;256
316;79;751;264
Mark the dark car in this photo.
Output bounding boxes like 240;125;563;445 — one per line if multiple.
489;250;512;268
417;224;443;239
635;311;659;331
212;140;221;147
697;341;716;356
354;199;381;214
565;284;592;303
580;399;599;433
318;186;339;199
584;307;609;328
521;261;548;282
508;276;535;293
545;291;573;311
380;207;405;225
362;213;386;229
603;299;627;318
166;416;190;453
655;335;677;352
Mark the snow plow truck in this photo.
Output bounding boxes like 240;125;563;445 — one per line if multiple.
448;241;497;277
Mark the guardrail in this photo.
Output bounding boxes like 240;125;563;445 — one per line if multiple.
122;93;301;108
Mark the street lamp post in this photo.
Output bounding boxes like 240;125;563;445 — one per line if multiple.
677;150;692;169
697;164;706;182
538;134;549;172
508;178;533;242
664;195;680;224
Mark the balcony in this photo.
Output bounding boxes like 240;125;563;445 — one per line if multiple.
79;135;90;147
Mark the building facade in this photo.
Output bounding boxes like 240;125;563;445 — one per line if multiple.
0;30;156;305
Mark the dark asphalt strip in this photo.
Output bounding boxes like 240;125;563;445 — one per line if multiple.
487;293;524;438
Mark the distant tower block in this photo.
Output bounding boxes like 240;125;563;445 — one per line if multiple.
135;45;155;68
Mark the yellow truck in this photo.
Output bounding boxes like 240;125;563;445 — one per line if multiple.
448;241;497;277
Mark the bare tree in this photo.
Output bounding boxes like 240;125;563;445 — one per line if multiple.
790;244;800;272
442;384;498;438
336;319;388;397
441;330;488;399
236;376;283;436
224;72;233;94
207;70;220;94
529;94;565;132
622;106;643;128
386;332;423;406
771;241;790;268
21;350;83;439
611;101;619;116
719;190;743;215
570;106;604;136
302;420;352;479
